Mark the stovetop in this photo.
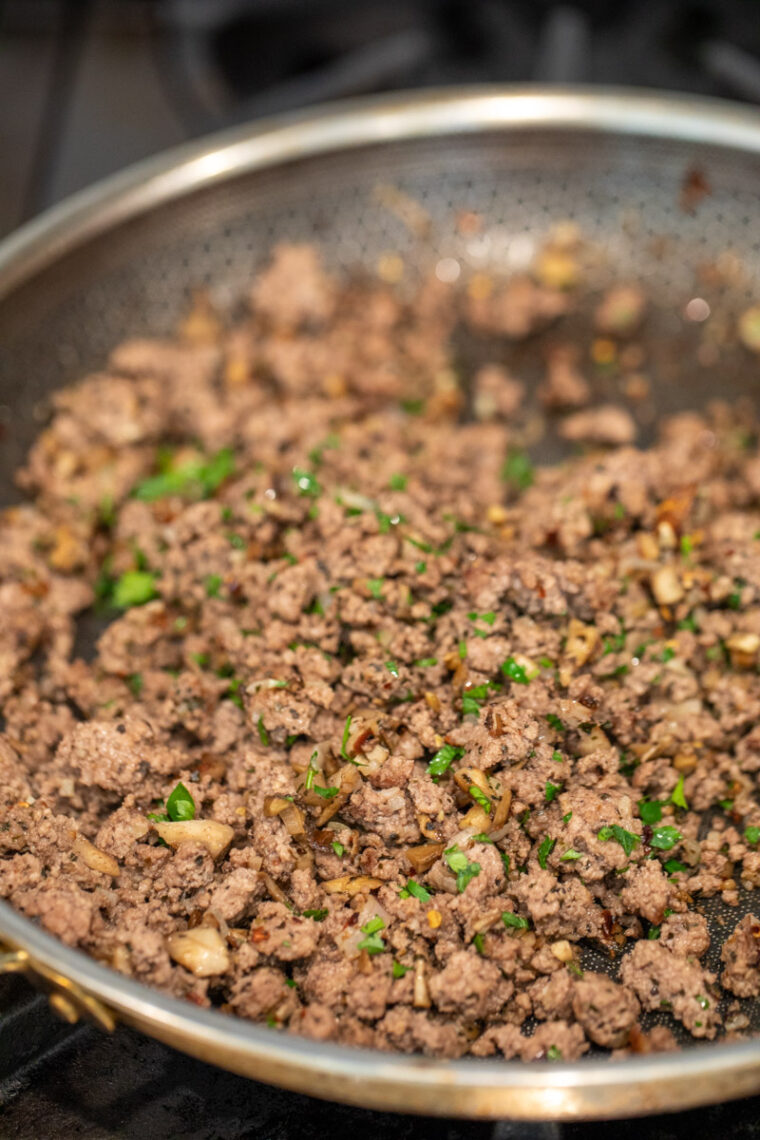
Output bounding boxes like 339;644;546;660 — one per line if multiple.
4;1;760;1136
1;974;760;1140
4;0;760;233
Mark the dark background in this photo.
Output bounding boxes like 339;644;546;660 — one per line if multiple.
4;0;760;237
3;0;760;1136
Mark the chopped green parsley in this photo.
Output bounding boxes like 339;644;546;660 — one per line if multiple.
469;785;492;813
545;781;562;804
427;743;464;778
501;449;534;491
671;773;688;810
113;570;157;608
502;911;529;930
444;845;481;893
598;824;640;857
292;467;321;497
537;836;556;869
501;657;530;685
398;879;431;902
649;825;683;851
134;447;235;502
357;916;387;955
166;781;195;822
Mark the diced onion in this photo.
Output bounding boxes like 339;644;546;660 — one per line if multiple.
153;819;234;860
167;926;230;977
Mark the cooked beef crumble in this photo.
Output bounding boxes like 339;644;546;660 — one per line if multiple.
3;242;760;1061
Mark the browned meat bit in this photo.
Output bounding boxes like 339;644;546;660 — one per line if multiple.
375;1007;467;1059
594;285;646;337
228;967;299;1022
658;911;710;958
539;345;591;409
52;718;184;797
474;1020;589;1062
620;861;679;926
559;405;637;446
5;236;760;1063
572;974;640;1048
465;275;570;339
428;950;511;1019
250;244;335;328
721;914;760;998
472;364;525;421
620;941;721;1039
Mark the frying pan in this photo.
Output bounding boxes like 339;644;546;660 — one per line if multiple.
2;87;760;1120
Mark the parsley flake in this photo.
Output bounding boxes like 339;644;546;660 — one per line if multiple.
671;773;688;810
166;781;195;822
597;824;640;857
639;799;664;825
427;743;463;777
469;785;492;812
501;657;530;685
545;781;562;804
502;911;529;930
649;825;683;851
292;467;321;498
113;570;157;608
357;916;387;955
444;844;481;893
340;714;353;761
313;785;339;799
501;449;534;491
537;836;556;869
399;878;431;902
304;751;318;791
134;447;235;502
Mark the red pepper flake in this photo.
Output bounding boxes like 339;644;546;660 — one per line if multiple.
251;927;270;943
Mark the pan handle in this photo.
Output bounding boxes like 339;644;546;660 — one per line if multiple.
0;942;117;1032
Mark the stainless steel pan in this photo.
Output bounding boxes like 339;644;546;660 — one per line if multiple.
2;87;760;1120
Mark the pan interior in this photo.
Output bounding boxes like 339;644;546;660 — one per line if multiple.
2;117;760;1053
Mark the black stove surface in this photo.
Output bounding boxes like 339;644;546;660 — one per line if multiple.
1;975;760;1140
4;1;760;1136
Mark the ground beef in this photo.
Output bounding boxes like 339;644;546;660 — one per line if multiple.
721;914;760;998
572;973;640;1048
2;241;760;1062
620;942;721;1039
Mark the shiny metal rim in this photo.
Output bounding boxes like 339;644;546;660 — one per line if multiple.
2;85;760;1118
